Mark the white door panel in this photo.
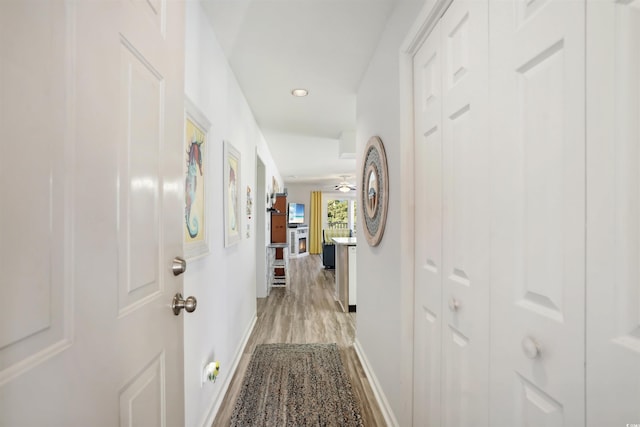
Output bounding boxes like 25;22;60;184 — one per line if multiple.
0;0;72;387
586;1;640;425
117;38;164;315
440;0;490;425
0;1;186;425
412;1;490;424
413;21;443;427
489;0;585;425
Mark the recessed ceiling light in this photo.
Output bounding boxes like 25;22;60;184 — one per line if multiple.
291;88;308;97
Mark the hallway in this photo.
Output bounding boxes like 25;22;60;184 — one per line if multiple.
212;255;385;426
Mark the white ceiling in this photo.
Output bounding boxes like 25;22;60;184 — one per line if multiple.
201;0;398;189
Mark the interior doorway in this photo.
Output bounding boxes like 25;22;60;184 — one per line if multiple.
255;154;267;297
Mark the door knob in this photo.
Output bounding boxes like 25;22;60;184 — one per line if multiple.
448;297;460;312
522;336;541;359
172;257;187;276
172;293;197;315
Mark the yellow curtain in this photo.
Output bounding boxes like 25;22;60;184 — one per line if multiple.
309;191;323;254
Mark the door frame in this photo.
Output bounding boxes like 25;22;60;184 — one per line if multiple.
398;0;454;423
255;152;267;297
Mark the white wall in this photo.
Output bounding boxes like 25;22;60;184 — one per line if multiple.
354;0;426;425
183;3;282;426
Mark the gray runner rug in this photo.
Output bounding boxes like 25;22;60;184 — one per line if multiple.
230;343;364;427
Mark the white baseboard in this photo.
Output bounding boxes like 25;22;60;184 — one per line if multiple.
353;339;399;427
200;315;257;427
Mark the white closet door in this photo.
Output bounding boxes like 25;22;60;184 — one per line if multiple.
586;1;640;425
489;0;585;425
440;0;490;425
413;20;443;427
412;1;489;424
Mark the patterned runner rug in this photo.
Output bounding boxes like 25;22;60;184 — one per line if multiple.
230;343;364;427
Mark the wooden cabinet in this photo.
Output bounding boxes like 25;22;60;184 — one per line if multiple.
270;214;286;243
270;193;287;279
273;193;287;213
270;193;287;243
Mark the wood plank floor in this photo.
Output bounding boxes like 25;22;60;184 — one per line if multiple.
212;254;386;426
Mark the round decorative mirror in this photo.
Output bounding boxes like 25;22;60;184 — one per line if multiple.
360;136;388;246
365;165;378;218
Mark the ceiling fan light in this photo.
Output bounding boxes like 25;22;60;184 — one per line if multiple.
291;88;308;97
338;185;350;193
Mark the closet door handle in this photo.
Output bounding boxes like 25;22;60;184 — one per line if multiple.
448;297;460;312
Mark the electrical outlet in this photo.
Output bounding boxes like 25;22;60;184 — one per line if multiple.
202;361;220;387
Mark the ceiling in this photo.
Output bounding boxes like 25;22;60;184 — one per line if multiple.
201;0;398;189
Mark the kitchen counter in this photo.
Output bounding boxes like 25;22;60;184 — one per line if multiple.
332;237;357;312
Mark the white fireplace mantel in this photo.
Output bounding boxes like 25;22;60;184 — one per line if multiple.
288;226;308;258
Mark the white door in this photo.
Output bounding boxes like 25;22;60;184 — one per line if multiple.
586;1;640;425
412;0;490;424
489;0;586;424
412;19;444;427
439;0;490;425
0;1;187;425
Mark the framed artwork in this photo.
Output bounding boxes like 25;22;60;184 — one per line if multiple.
224;140;242;247
246;186;253;238
183;99;211;259
360;136;389;247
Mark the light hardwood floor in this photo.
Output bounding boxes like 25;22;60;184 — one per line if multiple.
212;254;387;426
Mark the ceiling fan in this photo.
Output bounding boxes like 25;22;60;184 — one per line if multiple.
333;175;356;193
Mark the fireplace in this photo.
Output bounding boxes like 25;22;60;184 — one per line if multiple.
288;226;309;258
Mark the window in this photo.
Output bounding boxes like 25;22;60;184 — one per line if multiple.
327;199;348;227
327;199;357;232
351;199;357;234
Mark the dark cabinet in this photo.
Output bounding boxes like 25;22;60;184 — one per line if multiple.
271;213;286;243
273;193;286;213
270;193;287;278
